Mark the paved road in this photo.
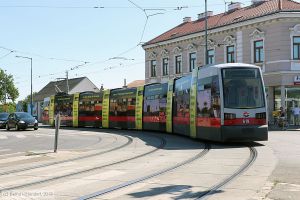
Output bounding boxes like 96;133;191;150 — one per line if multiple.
0;127;105;155
0;127;297;200
251;130;300;200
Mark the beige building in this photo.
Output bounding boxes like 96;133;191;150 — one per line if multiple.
142;0;300;123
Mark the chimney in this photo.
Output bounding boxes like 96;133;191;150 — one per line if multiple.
123;78;127;88
183;17;191;23
228;2;242;12
197;11;213;20
278;0;282;10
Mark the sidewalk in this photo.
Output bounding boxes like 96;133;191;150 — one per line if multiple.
269;125;300;131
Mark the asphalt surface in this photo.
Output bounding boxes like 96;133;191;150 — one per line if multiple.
0;126;298;200
253;130;300;200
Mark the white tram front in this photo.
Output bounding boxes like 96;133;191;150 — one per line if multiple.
196;63;268;142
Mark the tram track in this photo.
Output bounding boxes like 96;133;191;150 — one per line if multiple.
77;143;211;200
194;146;257;200
0;133;131;176
0;134;167;192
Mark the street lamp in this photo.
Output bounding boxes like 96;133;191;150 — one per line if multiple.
16;56;33;116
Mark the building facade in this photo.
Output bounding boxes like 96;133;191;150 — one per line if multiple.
33;77;100;121
142;0;300;123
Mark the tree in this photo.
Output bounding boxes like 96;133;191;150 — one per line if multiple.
21;92;38;112
0;69;19;103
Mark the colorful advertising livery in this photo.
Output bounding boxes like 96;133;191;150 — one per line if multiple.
46;63;268;142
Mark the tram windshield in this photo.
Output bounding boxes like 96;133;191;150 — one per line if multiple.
222;68;265;109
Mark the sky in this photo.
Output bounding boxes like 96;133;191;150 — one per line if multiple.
0;0;296;101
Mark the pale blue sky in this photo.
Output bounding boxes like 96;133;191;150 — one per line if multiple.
0;0;294;101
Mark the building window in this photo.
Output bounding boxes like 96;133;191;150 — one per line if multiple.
226;45;235;63
162;58;169;76
254;40;264;63
150;60;156;77
293;36;300;60
189;52;197;72
207;49;214;64
175;55;182;74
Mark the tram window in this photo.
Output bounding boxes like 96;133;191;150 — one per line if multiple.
222;68;265;108
197;76;220;118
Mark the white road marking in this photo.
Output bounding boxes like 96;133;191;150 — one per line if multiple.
0;135;8;140
0;155;40;164
0;149;10;152
0;168;80;188
0;152;24;158
15;134;26;139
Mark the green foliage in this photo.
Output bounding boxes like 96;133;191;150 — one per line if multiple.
23;92;38;103
0;103;16;113
19;92;38;113
0;69;19;103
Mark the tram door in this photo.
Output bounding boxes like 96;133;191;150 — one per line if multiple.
109;88;137;129
173;75;192;136
143;83;168;132
54;93;74;126
196;74;221;141
78;92;103;128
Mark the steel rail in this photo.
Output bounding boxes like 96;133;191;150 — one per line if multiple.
0;134;131;176
195;146;257;200
77;143;211;200
0;135;166;192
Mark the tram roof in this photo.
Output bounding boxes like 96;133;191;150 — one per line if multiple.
199;63;260;69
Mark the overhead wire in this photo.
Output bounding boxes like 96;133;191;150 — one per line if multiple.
1;0;249;87
0;50;14;59
0;3;256;9
58;0;160;72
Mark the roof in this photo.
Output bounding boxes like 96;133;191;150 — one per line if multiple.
127;80;145;88
206;63;259;69
33;77;86;102
143;0;300;46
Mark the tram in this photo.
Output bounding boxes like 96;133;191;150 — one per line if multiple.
78;92;103;127
45;63;268;142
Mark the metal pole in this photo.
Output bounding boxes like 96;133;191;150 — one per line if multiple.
54;114;60;153
66;70;69;94
4;70;6;106
205;0;208;65
30;58;33;116
16;56;33;115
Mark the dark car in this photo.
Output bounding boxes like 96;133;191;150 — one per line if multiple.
6;112;38;131
0;112;9;129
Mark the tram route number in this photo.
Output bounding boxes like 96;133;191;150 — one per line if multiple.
243;118;250;124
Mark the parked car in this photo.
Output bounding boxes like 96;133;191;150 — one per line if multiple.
6;112;38;131
0;112;9;129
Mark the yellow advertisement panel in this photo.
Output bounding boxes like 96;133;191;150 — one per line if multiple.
135;86;144;130
166;79;174;133
190;68;198;138
49;95;55;126
102;90;110;128
73;93;79;127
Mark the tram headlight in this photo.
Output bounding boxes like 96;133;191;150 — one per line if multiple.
224;113;236;120
256;112;266;119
